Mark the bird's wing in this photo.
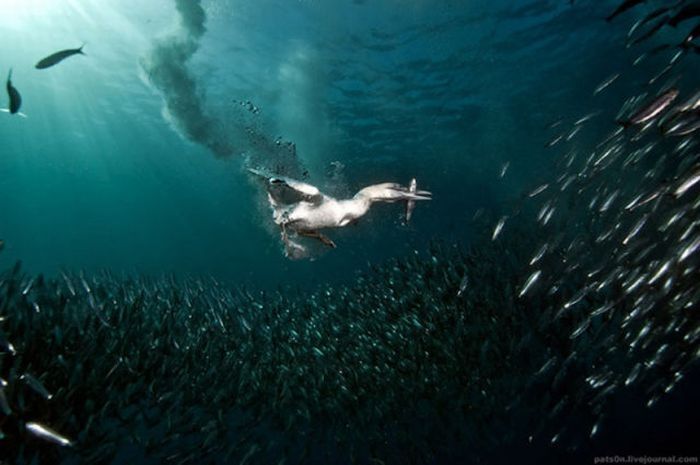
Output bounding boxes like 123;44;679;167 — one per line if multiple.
247;168;324;205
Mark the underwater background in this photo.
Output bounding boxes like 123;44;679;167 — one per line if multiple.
1;0;700;464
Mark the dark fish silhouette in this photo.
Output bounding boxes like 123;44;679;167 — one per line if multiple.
35;45;85;69
632;0;684;28
6;69;21;114
641;5;675;24
668;4;700;28
606;0;646;22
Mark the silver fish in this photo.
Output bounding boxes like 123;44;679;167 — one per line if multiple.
674;169;700;198
541;206;556;225
648;260;671;285
663;113;700;137
545;133;564;148
20;373;53;400
678;90;700;112
518;270;542;298
623;214;648;245
594;73;619;95
599;190;619;212
528;184;549;198
457;274;469;297
679;235;700;262
25;422;73;447
566;125;582;141
0;331;15;355
530;243;548;265
492;216;507;241
633;53;647;66
623;88;679;126
500;161;510;178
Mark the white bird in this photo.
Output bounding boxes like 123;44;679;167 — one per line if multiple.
248;169;431;254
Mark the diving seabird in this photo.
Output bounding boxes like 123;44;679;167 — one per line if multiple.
248;169;432;255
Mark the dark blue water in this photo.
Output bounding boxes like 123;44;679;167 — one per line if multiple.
0;0;631;286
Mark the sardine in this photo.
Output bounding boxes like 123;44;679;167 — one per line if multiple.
5;69;21;114
20;373;53;400
25;422;73;446
629;5;676;37
575;111;601;125
648;260;671;285
530;243;548;265
545;133;564;148
594;74;619;95
457;274;469;297
35;45;85;69
663;112;700;137
599;190;619;212
569;318;591;339
627;14;670;46
674;169;700;198
678;90;700;112
679;235;700;262
528;183;549;198
622;88;679;126
0;330;15;355
633;53;647;66
500;161;510;178
622;214;648;245
536;356;557;377
492;216;507;240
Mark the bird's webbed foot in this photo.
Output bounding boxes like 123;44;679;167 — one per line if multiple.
298;230;337;248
